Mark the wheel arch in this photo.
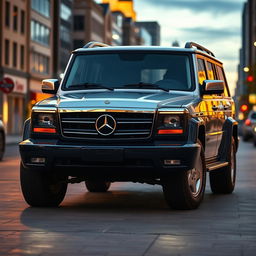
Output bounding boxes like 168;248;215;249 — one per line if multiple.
23;118;31;141
188;117;205;149
218;117;238;160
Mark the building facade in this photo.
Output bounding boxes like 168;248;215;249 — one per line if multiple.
73;0;105;49
135;21;161;46
0;0;29;134
235;0;256;110
29;0;54;107
53;0;73;78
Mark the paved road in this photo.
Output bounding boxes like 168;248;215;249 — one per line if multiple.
0;141;256;256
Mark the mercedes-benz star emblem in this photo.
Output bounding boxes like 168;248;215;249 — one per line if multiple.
95;114;116;136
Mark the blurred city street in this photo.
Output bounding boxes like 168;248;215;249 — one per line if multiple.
0;140;255;256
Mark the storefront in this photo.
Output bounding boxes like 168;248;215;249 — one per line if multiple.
1;74;28;135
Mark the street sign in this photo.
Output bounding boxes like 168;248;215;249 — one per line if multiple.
0;77;15;94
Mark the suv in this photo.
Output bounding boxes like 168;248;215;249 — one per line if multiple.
19;42;238;210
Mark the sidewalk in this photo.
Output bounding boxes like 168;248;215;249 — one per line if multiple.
6;135;22;146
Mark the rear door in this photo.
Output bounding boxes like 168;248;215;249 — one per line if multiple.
196;57;219;159
215;65;232;154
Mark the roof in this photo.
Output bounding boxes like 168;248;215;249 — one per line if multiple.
72;45;222;63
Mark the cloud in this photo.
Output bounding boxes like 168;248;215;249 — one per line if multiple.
181;27;240;39
145;0;244;15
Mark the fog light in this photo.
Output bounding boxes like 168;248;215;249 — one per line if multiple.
31;157;46;164
164;160;181;165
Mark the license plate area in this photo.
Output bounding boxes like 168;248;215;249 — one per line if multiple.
83;148;124;162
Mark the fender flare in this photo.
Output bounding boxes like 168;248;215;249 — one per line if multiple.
218;117;238;161
188;117;205;147
22;118;31;140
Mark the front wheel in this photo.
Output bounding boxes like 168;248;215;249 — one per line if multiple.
162;142;206;210
209;138;236;194
20;163;67;207
85;181;111;192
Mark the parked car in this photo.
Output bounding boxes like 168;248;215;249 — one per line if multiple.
0;118;5;161
241;110;256;141
19;42;238;210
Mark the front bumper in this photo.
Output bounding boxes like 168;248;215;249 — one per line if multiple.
19;139;200;179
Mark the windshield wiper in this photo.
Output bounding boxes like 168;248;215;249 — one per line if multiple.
122;82;169;92
68;83;113;91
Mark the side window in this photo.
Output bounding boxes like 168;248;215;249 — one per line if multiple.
197;58;207;85
206;61;217;80
216;65;230;97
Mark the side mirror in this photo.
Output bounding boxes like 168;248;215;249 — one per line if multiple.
42;79;59;94
202;80;224;95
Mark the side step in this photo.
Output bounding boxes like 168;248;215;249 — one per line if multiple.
206;161;229;172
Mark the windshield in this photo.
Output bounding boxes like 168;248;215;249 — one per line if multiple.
63;52;193;91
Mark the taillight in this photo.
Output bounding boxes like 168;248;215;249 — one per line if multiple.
245;119;251;126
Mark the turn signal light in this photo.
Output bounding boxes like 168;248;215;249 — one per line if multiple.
33;128;57;133
158;129;183;134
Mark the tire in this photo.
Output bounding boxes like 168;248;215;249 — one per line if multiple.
209;138;236;194
85;181;111;192
162;142;206;210
0;132;4;161
20;163;67;207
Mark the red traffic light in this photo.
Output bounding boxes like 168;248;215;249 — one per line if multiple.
247;75;254;82
240;104;248;112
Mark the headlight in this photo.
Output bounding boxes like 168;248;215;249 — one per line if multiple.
32;112;57;134
157;114;184;135
163;115;181;128
38;113;55;126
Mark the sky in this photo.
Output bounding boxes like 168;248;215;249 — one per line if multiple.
133;0;246;95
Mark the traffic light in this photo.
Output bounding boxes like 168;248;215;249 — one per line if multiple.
247;75;254;82
240;104;248;112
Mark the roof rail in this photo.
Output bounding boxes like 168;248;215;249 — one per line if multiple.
83;41;110;48
185;42;215;57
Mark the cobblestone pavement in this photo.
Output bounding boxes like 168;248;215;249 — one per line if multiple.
0;141;255;256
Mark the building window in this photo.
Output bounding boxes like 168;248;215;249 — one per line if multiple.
73;40;84;49
21;10;25;34
5;39;10;65
32;0;50;17
13;42;17;68
13;6;18;31
5;1;10;27
31;20;50;46
74;15;84;31
60;3;72;22
60;25;71;44
20;45;25;70
32;52;49;74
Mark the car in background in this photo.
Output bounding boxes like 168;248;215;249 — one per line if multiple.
0;118;5;161
241;110;256;141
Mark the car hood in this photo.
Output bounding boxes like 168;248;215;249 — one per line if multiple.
38;91;195;109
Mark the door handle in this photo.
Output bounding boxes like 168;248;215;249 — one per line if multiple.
212;106;218;111
223;104;231;110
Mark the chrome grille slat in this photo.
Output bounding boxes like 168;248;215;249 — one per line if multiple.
62;120;95;124
117;121;152;124
60;111;154;139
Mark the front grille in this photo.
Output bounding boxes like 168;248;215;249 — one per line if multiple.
59;111;154;139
